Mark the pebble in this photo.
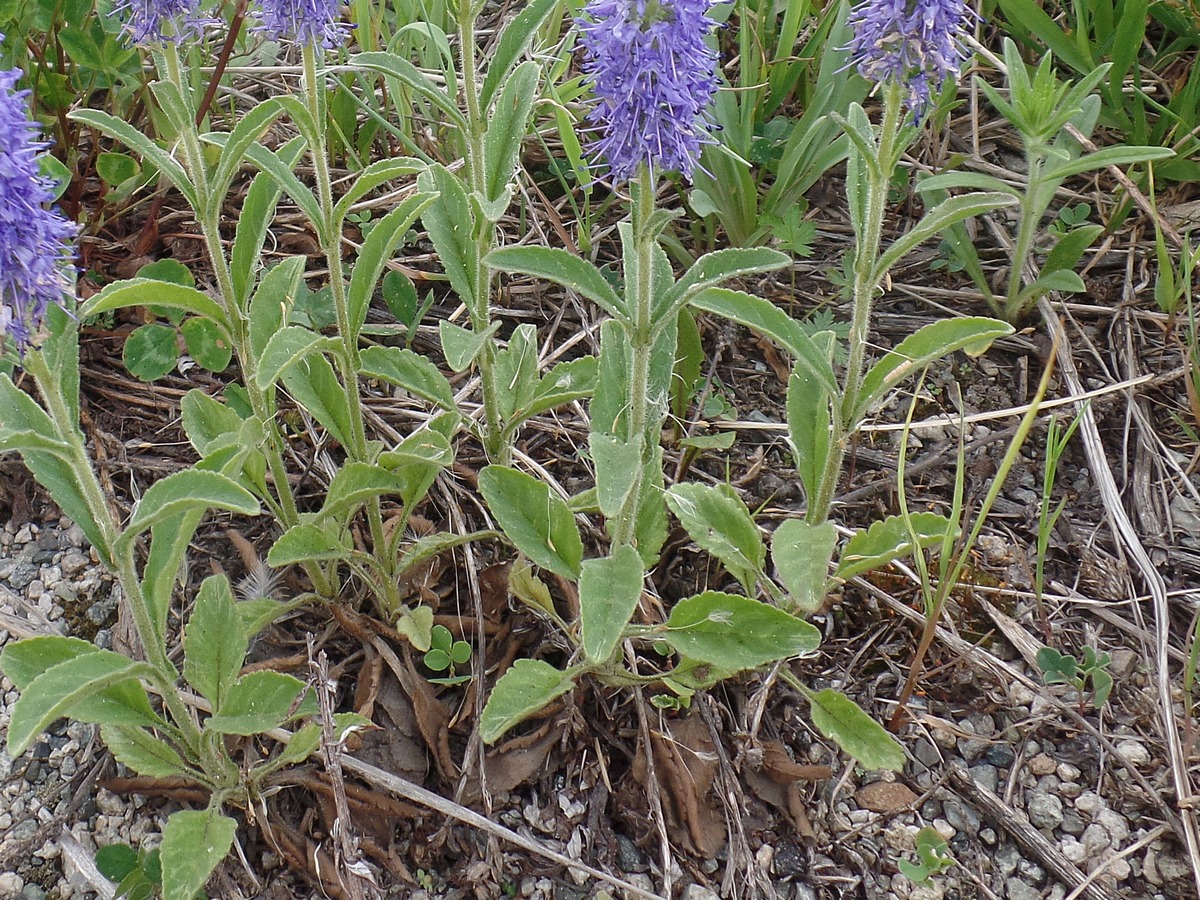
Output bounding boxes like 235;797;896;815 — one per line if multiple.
1026;791;1064;829
1096;808;1129;844
1061;837;1086;865
1028;753;1056;776
0;874;24;896
1056;762;1080;782
1114;739;1150;766
1005;878;1040;900
21;886;46;900
682;886;720;900
59;552;89;575
969;763;998;793
1074;791;1105;816
942;798;980;835
1081;823;1111;856
1059;809;1085;836
985;744;1016;768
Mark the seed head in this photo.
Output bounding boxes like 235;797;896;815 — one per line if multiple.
577;0;721;183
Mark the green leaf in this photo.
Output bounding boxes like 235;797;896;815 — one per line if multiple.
478;465;583;580
267;522;351;566
579;546;645;664
209;99;285;218
487;246;626;320
124;470;260;539
101;724;190;778
160;809;237;900
493;324;540;422
181;317;232;372
333;157;425;225
854;318;1014;424
419;164;479;308
516;356;597;424
479;0;560;111
320;462;410;519
352;51;467;128
248;256;308;358
805;688;906;771
275;723;321;769
836;513;954;581
665;483;765;593
94;844;139;882
97;151;139;186
915;171;1016;195
663;592;821;672
1042;145;1173;182
1019;270;1086;300
68;109;197;209
183;576;247;711
772;520;837;613
232;139;325;238
281;354;355;448
786;355;836;504
123;323;178;382
232;139;305;307
483;61;538;204
0;377;108;559
438;319;501;373
1042;224;1103;276
81;278;231;336
661;247;791;318
346;192;436;336
590;432;640;520
255;325;336;391
690;287;837;396
480;659;576;744
8;650;153;756
205;671;308;734
873;193;1016;280
180;390;243;457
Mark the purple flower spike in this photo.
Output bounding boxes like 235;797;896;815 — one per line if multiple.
845;0;973;120
114;0;209;46
577;0;720;183
256;0;351;48
0;69;77;355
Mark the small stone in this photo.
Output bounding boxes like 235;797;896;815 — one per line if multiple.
773;841;805;880
65;524;86;547
615;834;648;873
21;886;47;900
1026;791;1064;829
1081;823;1111;856
1109;649;1137;679
1155;853;1192;884
1005;878;1040;900
1028;753;1056;776
10;819;37;841
1058;781;1083;800
1056;763;1081;782
95;789;124;816
1017;860;1044;882
1061;837;1086;865
1074;791;1104;816
942;798;980;835
1108;857;1131;881
979;827;997;845
986;744;1016;768
995;844;1020;877
969;764;999;793
1114;739;1150;766
0;874;24;896
59;552;89;575
1008;682;1036;705
682;886;720;900
1096;808;1129;844
932;819;955;842
1059;809;1085;835
912;738;941;767
856;781;918;813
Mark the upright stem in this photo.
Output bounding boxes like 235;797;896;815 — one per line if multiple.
456;0;506;463
162;43;305;535
302;46;390;573
1006;153;1044;320
610;167;658;549
808;84;904;523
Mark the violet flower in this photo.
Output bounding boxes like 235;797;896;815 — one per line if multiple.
0;68;77;355
845;0;973;120
577;0;720;183
114;0;209;46
256;0;351;48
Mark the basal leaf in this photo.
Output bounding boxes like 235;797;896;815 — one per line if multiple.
160;808;238;900
478;465;583;580
205;671;308;735
772;519;837;613
665;482;765;593
663;592;821;672
579;546;645;664
480;659;576;744
183;575;247;711
806;688;905;771
836;512;953;582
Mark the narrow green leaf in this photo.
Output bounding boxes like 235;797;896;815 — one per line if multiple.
180;390;243;457
483;62;538;204
255;325;335;390
352;51;467;128
267;522;351;565
232;139;305;307
68;109;197;209
347;192;437;336
786;358;835;504
205;671;308;734
8;651;153;756
579;546;645;664
124;470;260;538
160;809;238;900
101;724;190;778
333;156;425;224
1042;224;1103;276
248;256;307;359
82;279;231;336
689;287;837;396
661;247;791;317
836;512;954;581
665;482;765;593
772;519;837;613
479;465;583;580
439;320;501;373
855;318;1014;424
590;432;640;519
663;592;821;672
419;164;479;308
321;462;409;519
1042;145;1173;182
479;0;560;111
210;99;285;216
806;688;906;771
516;356;597;424
480;659;576;744
873;193;1016;279
183;575;247;711
487;246;626;320
281;354;354;448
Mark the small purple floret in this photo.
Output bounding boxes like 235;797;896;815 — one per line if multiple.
0;69;77;355
114;0;210;46
577;0;720;183
845;0;973;120
256;0;351;48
